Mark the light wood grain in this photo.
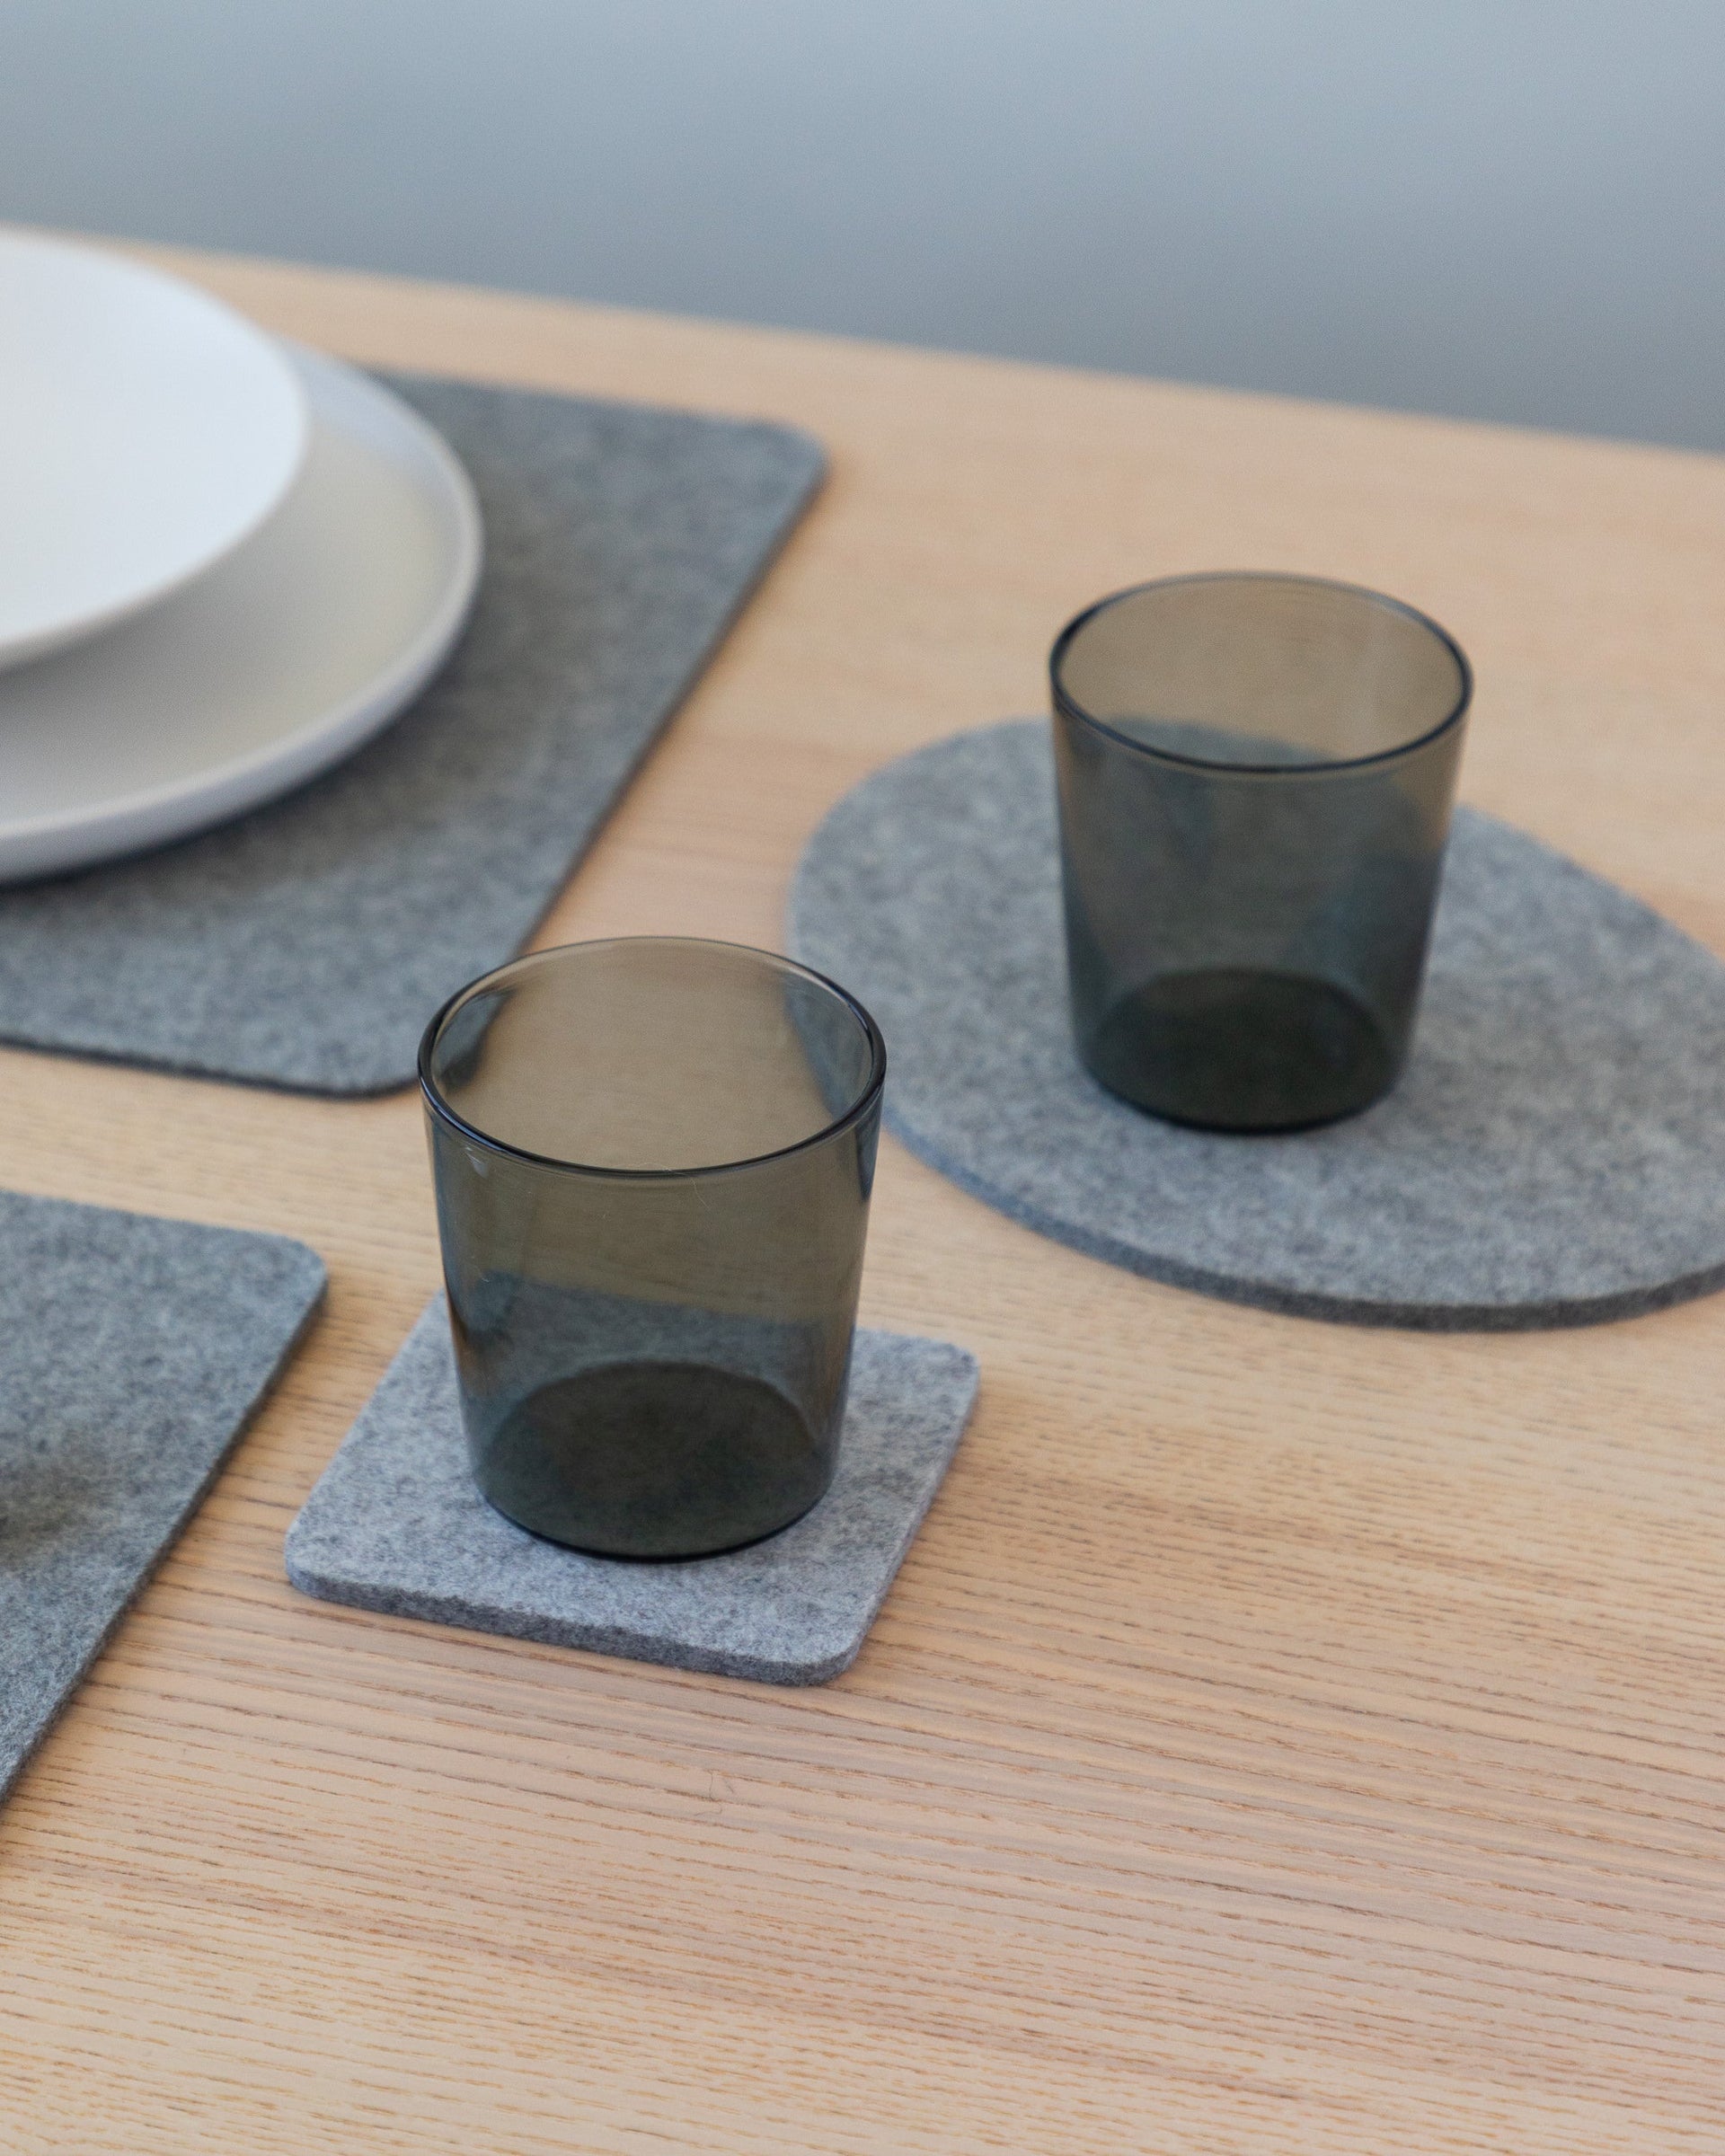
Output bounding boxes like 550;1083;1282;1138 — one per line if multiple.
2;233;1723;2155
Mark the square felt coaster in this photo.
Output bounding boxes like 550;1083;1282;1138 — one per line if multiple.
0;1191;325;1803
0;376;823;1095
286;1301;978;1685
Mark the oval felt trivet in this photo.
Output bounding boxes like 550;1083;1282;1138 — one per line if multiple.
791;720;1725;1330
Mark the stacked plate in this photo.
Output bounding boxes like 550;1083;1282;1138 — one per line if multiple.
0;231;483;879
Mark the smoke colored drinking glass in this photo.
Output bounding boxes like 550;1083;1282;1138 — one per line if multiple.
1050;572;1472;1132
420;937;886;1560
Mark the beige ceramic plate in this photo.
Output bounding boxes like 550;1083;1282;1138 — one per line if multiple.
0;344;482;881
0;232;310;669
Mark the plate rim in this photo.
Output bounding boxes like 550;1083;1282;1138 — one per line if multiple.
0;344;484;881
0;230;313;671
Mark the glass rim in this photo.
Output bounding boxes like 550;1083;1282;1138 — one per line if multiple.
1049;570;1473;777
418;934;888;1181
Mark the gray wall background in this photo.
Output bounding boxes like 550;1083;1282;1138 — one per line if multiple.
4;2;1721;452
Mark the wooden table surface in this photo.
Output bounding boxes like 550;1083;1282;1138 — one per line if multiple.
3;239;1723;2156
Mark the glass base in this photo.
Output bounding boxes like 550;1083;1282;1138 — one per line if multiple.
471;1358;834;1560
1080;968;1398;1132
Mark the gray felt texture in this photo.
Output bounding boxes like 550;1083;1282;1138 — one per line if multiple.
0;1192;324;1802
286;1301;978;1685
0;376;824;1095
790;719;1725;1330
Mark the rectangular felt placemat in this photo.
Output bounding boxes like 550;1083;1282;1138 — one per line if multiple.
287;1300;978;1685
0;377;824;1094
0;1190;325;1803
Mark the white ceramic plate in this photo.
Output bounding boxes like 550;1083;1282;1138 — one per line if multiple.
0;345;482;881
0;232;311;670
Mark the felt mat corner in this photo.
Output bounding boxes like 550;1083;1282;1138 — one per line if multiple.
0;1190;326;1803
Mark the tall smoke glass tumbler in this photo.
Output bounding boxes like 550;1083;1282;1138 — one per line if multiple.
1051;572;1472;1131
420;938;887;1560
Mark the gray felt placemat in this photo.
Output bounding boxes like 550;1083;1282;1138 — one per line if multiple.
791;719;1725;1330
0;376;823;1095
0;1192;324;1802
287;1301;978;1685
